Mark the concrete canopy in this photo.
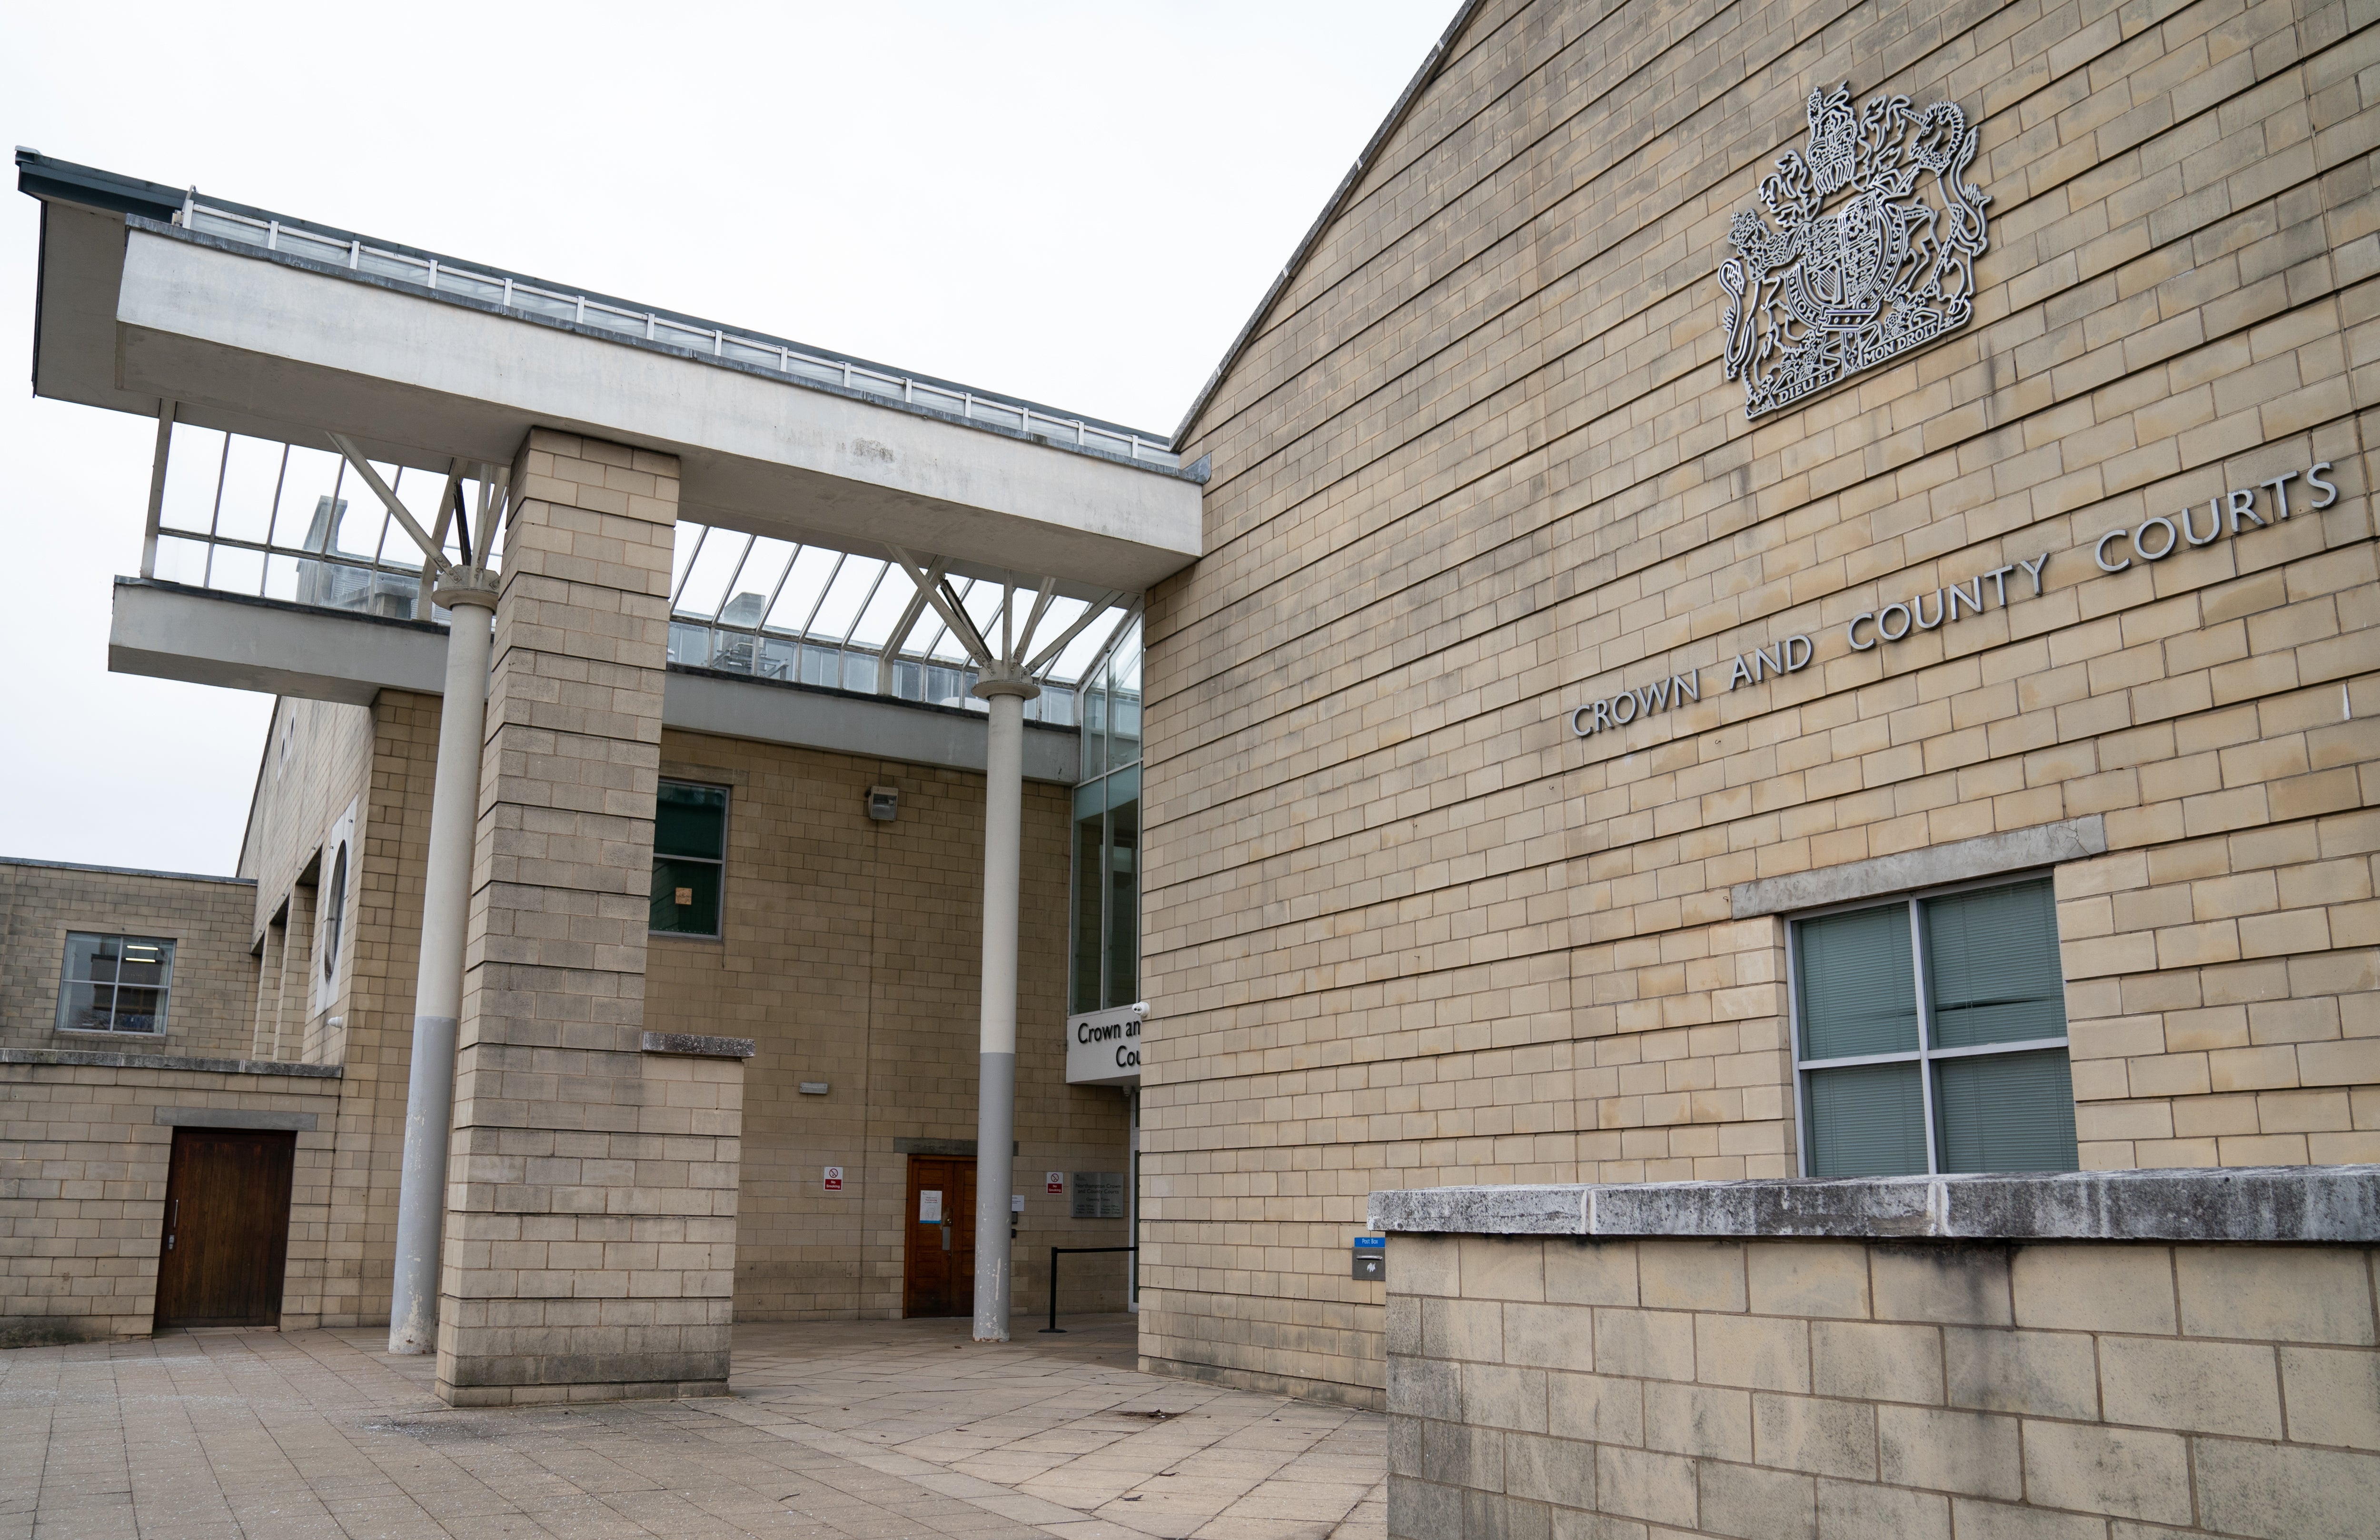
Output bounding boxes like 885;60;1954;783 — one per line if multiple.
25;161;1202;599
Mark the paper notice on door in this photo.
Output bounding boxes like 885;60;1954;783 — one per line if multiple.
919;1190;942;1223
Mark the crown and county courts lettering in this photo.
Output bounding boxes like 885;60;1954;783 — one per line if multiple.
1569;459;2337;740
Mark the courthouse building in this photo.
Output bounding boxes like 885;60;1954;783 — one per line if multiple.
6;0;2380;1529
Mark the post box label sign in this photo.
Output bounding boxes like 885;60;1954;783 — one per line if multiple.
1353;1235;1386;1282
1046;1172;1065;1194
823;1165;843;1192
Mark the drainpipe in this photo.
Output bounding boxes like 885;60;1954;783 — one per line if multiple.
388;567;501;1354
971;670;1036;1341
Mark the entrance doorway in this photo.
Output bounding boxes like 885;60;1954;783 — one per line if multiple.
154;1127;296;1330
902;1154;976;1318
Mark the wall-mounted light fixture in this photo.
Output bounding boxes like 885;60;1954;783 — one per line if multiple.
866;786;898;822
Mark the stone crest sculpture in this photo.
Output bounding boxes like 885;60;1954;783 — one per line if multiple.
1719;82;1991;420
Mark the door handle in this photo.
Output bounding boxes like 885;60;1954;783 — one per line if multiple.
941;1219;952;1252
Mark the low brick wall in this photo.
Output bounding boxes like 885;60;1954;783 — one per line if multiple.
1376;1172;2380;1540
0;1050;343;1343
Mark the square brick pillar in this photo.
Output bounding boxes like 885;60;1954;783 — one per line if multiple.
433;429;744;1406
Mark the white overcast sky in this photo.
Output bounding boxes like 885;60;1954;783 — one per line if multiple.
0;0;1453;875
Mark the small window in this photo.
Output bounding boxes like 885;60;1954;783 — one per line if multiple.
651;780;728;936
56;933;177;1035
321;841;348;983
1792;875;2076;1176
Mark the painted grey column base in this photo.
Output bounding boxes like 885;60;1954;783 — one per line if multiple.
389;1012;459;1354
973;1050;1016;1341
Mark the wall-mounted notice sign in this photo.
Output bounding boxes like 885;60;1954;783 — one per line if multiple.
1011;1193;1027;1214
823;1166;844;1192
1046;1172;1066;1194
919;1190;942;1223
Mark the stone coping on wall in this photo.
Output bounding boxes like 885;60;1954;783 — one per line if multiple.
1368;1167;2380;1244
637;1031;755;1059
0;1047;343;1077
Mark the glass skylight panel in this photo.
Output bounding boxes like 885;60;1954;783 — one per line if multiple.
807;556;884;642
719;537;799;628
277;446;345;549
844;568;914;651
215;437;282;544
961;579;1007;646
1047;611;1116;682
765;545;843;632
674;530;752;618
330;468;394;562
159;424;225;535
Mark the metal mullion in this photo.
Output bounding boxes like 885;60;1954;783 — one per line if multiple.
1908;896;1940;1176
835;564;889;649
255;444;291;594
1785;918;1812;1176
711;534;758;666
1925;1037;2071;1062
716;533;756;610
668;525;708;612
795;553;847;645
203;433;230;586
756;545;803;636
835;563;890;686
1796;1048;1927;1073
1099;785;1114;1010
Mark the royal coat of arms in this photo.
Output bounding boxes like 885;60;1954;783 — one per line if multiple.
1719;82;1991;419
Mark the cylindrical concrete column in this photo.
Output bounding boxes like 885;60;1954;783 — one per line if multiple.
971;675;1036;1342
389;568;500;1355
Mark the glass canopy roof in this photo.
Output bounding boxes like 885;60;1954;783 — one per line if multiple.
663;520;1130;724
146;422;1136;727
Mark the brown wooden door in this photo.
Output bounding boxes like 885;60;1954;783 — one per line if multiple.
901;1155;976;1317
154;1127;296;1330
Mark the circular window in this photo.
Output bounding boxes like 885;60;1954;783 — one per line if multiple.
322;841;348;983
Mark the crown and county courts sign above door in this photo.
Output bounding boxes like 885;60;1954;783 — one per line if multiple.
1720;82;1992;421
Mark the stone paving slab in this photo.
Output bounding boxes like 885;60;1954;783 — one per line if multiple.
0;1316;1384;1540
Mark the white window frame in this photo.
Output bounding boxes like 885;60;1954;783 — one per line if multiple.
1785;869;2073;1178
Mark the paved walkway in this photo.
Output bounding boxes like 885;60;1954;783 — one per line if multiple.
0;1316;1385;1540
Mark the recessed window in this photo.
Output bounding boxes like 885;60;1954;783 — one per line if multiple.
651;780;728;936
321;841;348;983
56;933;177;1035
1791;875;2077;1176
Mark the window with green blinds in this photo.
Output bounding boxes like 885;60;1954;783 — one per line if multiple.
651;781;728;936
1792;875;2077;1177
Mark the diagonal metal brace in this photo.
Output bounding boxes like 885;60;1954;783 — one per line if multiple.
328;434;452;573
886;545;993;668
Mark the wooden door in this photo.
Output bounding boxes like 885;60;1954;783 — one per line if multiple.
154;1127;296;1330
901;1155;976;1317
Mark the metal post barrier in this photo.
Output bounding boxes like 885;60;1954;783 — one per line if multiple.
1041;1246;1137;1333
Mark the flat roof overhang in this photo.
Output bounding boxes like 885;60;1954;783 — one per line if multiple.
29;184;1202;597
110;578;1083;783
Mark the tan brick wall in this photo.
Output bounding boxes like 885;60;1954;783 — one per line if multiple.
644;731;1130;1321
0;1058;343;1341
1387;1231;2380;1538
1152;0;2380;1398
0;860;259;1058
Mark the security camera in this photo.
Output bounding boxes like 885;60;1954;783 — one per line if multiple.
1127;1002;1149;1019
